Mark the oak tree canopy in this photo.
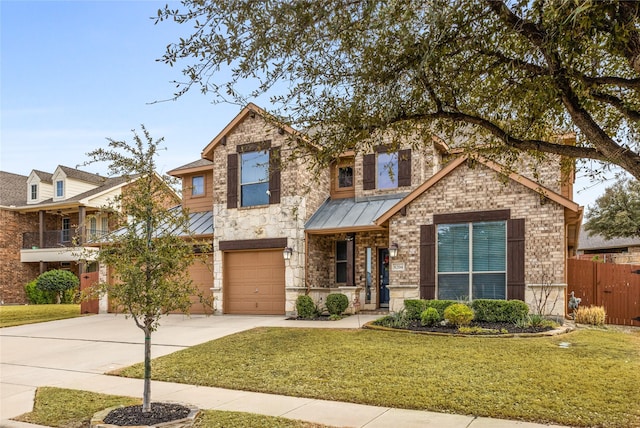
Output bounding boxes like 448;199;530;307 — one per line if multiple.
157;0;640;180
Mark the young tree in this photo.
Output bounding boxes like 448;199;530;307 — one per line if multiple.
86;126;209;413
584;178;640;239
156;0;640;179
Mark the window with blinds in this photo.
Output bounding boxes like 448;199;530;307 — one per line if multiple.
437;221;506;300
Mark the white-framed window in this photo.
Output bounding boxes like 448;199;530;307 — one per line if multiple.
101;217;109;235
89;218;97;238
30;184;38;200
377;152;398;189
436;221;507;300
240;150;269;207
191;175;205;196
56;180;64;197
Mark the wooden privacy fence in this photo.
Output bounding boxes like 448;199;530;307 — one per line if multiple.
567;259;640;327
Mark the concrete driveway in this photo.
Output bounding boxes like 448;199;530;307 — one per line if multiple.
0;313;377;422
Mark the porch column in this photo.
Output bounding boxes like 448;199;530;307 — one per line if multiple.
39;210;45;274
346;233;355;286
77;206;86;275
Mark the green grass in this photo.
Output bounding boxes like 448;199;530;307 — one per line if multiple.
15;387;332;428
0;304;83;327
114;327;640;428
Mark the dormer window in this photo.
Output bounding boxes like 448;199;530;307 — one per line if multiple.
30;184;38;200
330;157;355;199
56;180;64;198
191;175;205;197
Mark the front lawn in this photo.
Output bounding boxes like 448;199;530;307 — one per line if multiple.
114;327;640;428
15;387;332;428
0;304;82;327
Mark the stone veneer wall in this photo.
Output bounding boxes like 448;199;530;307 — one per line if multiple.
387;162;567;315
0;210;40;303
211;114;329;313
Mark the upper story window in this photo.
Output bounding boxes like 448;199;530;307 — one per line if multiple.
241;150;270;207
191;175;205;196
56;180;64;198
436;221;506;301
363;148;411;190
377;152;398;189
30;184;38;200
227;141;280;209
331;157;355;199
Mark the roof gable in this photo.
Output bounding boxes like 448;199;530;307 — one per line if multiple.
201;103;312;160
375;156;580;226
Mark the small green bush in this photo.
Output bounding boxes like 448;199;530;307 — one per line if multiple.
425;300;458;318
25;279;56;304
444;303;474;326
36;270;79;304
420;307;441;326
296;295;317;319
404;300;428;320
326;293;349;316
472;299;529;323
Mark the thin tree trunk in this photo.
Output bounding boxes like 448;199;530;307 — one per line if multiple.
143;327;152;413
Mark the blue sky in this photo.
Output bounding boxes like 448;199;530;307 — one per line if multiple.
0;0;613;210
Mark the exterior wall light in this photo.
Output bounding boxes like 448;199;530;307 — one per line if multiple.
389;242;399;258
283;247;293;260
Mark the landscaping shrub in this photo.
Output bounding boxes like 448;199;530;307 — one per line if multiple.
296;295;317;319
575;306;606;326
443;303;474;326
472;299;529;323
404;300;428;320
420;307;440;326
405;299;458;320
326;293;349;316
36;270;79;304
24;280;56;304
425;300;458;318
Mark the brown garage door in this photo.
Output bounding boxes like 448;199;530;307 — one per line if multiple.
224;250;285;315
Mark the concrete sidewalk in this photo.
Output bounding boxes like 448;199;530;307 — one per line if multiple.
1;314;567;428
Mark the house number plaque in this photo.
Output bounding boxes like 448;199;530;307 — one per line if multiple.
391;262;405;271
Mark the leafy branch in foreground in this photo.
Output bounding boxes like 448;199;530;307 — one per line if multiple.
156;0;640;180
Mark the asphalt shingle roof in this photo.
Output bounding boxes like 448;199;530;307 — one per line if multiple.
0;171;28;206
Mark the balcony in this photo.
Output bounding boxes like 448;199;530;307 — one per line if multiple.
21;230;99;263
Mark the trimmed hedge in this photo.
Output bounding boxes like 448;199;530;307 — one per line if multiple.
471;299;529;323
444;303;474;326
404;299;458;320
296;295;317;319
326;293;349;316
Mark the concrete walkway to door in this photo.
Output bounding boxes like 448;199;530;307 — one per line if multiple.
1;314;568;428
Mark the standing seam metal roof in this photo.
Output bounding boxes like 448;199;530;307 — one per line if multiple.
305;194;406;231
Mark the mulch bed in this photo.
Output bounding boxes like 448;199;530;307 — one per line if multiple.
104;402;190;426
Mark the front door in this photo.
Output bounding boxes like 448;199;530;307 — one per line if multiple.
379;248;390;308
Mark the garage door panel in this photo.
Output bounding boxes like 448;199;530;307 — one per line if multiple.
171;254;213;315
224;250;285;315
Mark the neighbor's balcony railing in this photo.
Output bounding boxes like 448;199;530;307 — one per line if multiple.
22;229;109;249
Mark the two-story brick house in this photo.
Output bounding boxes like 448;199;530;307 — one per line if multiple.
0;166;140;304
170;103;582;317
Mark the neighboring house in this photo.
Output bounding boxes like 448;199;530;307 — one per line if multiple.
577;226;640;264
167;103;582;317
0;166;143;304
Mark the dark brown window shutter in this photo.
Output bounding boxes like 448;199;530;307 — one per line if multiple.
420;224;436;299
363;154;375;190
507;218;525;300
269;147;281;204
346;235;355;286
398;149;411;187
227;153;238;209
